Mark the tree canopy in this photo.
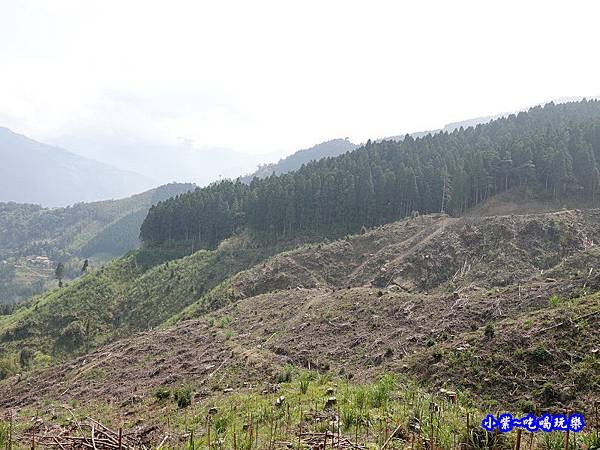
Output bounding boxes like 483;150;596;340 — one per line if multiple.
141;100;600;248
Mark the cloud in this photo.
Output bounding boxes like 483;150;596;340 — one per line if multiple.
1;0;599;157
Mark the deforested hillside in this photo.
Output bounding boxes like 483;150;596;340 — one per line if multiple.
408;291;600;416
2;209;600;415
173;209;600;322
1;208;600;449
141;100;600;251
0;183;194;304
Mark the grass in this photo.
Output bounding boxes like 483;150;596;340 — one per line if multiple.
407;291;600;416
5;372;598;449
0;235;289;380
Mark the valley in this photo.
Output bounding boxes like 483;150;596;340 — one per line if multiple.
0;183;194;305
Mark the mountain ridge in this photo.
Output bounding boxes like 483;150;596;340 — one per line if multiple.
0;127;156;207
240;138;358;183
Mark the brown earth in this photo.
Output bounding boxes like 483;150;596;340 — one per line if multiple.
2;208;600;419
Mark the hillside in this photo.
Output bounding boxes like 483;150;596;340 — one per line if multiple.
0;232;300;377
3;101;600;448
0;127;155;207
140;100;600;251
0;183;194;304
2;209;599;409
241;138;358;182
0;207;599;448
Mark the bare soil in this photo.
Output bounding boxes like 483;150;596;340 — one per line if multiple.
2;208;600;421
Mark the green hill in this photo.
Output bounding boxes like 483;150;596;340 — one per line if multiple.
241;138;358;182
0;183;194;304
141;100;600;250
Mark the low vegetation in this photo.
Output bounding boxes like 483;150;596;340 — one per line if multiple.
0;234;293;380
0;183;194;304
3;373;599;449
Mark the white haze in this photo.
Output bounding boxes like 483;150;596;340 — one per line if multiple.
1;0;599;183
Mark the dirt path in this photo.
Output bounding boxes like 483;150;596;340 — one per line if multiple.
346;216;455;285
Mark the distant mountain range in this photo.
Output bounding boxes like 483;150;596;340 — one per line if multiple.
0;127;155;207
379;114;505;142
241;138;358;182
51;133;272;187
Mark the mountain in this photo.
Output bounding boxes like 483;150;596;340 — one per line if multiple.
0;127;156;207
0;182;194;304
51;133;273;187
3;100;600;447
1;208;599;447
241;138;358;182
381;96;600;143
140;100;600;250
380;114;505;142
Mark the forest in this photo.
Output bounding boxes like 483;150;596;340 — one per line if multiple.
140;100;600;248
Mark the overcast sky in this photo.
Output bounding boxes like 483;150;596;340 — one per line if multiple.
1;0;599;156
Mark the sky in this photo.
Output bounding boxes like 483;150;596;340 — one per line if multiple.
1;0;599;157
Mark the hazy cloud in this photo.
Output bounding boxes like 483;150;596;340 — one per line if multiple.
1;0;599;156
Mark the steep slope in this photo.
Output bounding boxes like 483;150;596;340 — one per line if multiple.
174;209;600;321
240;138;357;182
0;234;297;378
0;127;155;206
407;291;600;415
2;209;600;421
0;183;194;304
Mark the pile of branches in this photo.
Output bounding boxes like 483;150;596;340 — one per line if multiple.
299;431;367;449
27;417;145;450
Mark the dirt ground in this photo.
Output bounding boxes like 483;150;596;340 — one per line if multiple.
2;208;600;422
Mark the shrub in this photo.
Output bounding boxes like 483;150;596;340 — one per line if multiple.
0;420;9;448
341;405;359;430
299;374;310;395
278;364;294;383
33;352;52;369
19;347;34;369
0;355;19;381
59;320;86;349
536;382;560;406
526;345;550;366
354;388;368;411
217;316;231;328
518;399;535;414
154;387;171;401
370;374;396;408
174;386;193;408
484;323;495;340
213;412;233;435
548;295;561;307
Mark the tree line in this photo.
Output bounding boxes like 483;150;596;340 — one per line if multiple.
140;100;600;248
